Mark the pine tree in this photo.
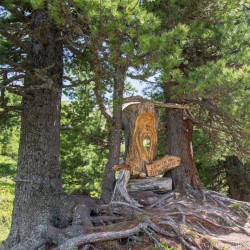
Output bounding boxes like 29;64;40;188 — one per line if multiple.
0;1;68;247
144;0;250;193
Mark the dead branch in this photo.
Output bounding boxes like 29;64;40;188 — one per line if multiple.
123;95;189;109
153;101;189;109
111;170;143;208
64;39;86;60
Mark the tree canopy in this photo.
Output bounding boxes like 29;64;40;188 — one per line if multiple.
0;0;250;249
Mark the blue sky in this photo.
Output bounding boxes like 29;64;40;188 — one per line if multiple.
62;78;148;101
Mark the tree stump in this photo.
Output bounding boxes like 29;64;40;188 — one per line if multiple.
111;101;181;206
114;101;181;177
122;101;159;177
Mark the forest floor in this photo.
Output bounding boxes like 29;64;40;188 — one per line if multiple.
1;157;250;249
1;188;249;249
61;190;250;250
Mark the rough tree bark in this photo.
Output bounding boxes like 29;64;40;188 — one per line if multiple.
163;81;201;194
5;9;65;248
101;71;125;203
167;109;201;193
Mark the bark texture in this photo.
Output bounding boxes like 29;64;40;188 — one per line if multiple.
5;9;65;248
167;109;201;193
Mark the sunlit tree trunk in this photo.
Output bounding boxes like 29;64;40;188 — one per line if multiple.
5;9;64;248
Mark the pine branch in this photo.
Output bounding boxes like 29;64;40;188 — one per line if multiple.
126;72;156;83
61;124;109;147
93;85;113;123
0;74;25;87
62;77;95;88
4;86;32;98
0;28;31;52
0;72;30;97
64;39;86;60
0;68;25;74
0;60;31;73
0;105;22;112
189;98;249;157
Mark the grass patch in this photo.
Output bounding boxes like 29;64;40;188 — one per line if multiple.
0;155;17;179
0;155;16;243
0;179;14;243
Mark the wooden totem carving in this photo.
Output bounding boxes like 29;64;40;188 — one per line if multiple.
114;101;181;178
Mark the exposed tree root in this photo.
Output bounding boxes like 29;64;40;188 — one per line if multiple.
55;222;147;250
59;189;249;249
111;170;143;208
3;188;250;250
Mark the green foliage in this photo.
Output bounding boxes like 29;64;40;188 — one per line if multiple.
0;156;15;243
142;0;250;195
153;242;178;250
0;155;17;179
30;0;45;9
0;3;250;245
0;92;21;162
229;203;242;210
73;0;162;85
61;86;109;197
0;180;14;243
0;126;20;161
193;128;250;195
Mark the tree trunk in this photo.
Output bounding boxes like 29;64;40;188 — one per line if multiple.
5;9;64;248
224;156;250;202
167;109;201;193
123;101;159;176
110;102;159;207
101;73;125;203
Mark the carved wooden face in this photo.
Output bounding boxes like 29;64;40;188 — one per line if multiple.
136;113;156;136
133;112;157;163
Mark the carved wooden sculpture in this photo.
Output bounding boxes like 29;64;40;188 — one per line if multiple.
123;102;158;177
111;100;183;206
114;101;181;177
